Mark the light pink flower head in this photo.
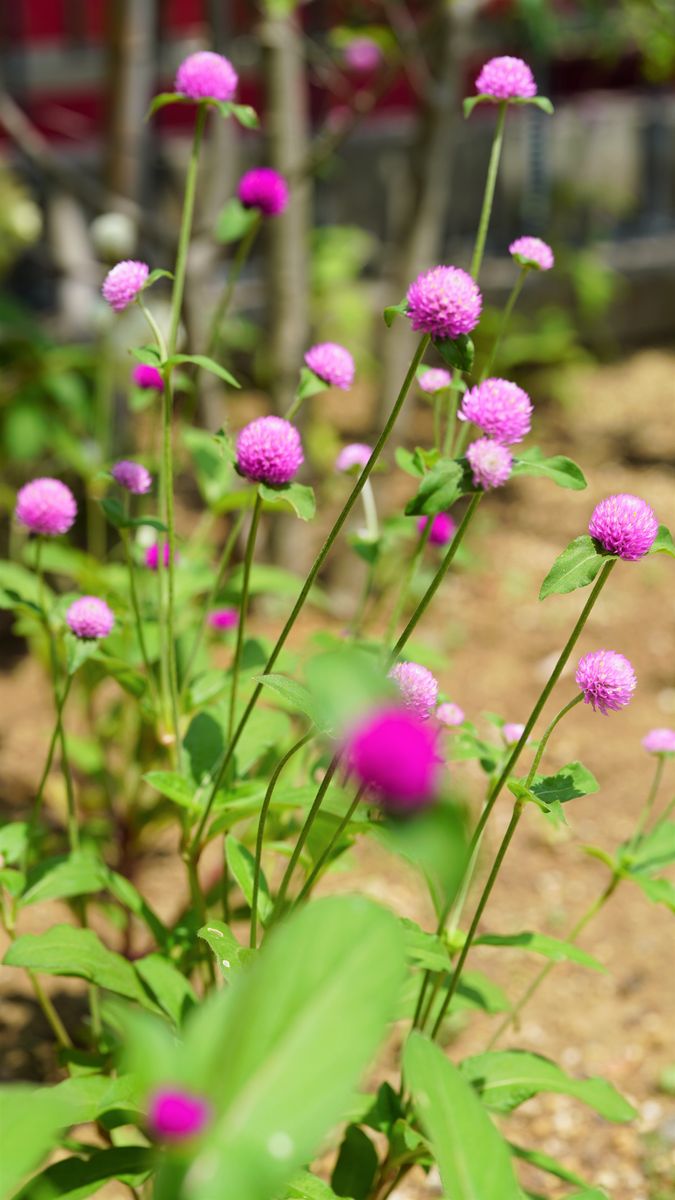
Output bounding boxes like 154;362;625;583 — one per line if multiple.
475;56;537;100
175;51;238;102
502;722;526;745
466;438;513;490
347;706;442;811
460;378;532;445
406;266;482;340
236;416;303;485
417;512;456;547
389;661;439;721
238;168;289;217
132;363;164;391
304;342;355;390
102;260;149;312
336;443;372;473
111;460;152;495
208;607;239;631
436;702;465;727
509;236;554;271
148;1088;211;1142
589;494;659;562
66;596;115;640
419;368;452;395
344;38;382;73
15;478;77;536
642;728;675;755
576;650;636;715
145;542;177;571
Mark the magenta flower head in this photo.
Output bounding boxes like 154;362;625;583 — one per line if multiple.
419;368;452;395
436;702;465;727
502;722;526;745
588;494;659;561
102;260;149;312
66;596;115;640
132;363;164;391
509;236;554;272
389;661;439;721
236;416;303;485
475;56;537;100
208;607;239;631
642;728;675;755
417;512;456;547
336;443;372;473
344;38;382;73
111;460;152;495
148;1088;211;1143
576;650;637;715
406;266;482;340
460;378;532;445
238;168;288;217
304;342;355;390
145;542;177;571
175;51;238;102
466;438;513;490
15;478;77;537
347;706;441;811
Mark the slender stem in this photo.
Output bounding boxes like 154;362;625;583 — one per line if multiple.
160;381;181;768
206;213;261;357
470;101;507;282
228;494;263;742
524;693;583;788
480;268;527;381
190;335;430;854
29;971;73;1049
432;390;443;452
269;754;341;923
137;297;167;362
36;544;79;851
168;103;206;356
625;755;665;853
350;558;377;638
442;377;461;457
32;676;72;828
250;731;313;947
295;785;366;904
180;511;246;698
654;790;675;830
120;528;156;702
385;521;432;646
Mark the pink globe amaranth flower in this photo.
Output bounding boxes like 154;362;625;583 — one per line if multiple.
111;460;153;495
509;236;554;271
149;1088;211;1142
66;596;115;640
417;512;456;547
588;493;659;562
502;722;526;745
576;650;637;715
304;342;355;390
459;377;532;445
102;260;149;312
642;728;675;755
436;702;465;727
238;168;288;217
475;56;537;100
236;416;304;485
208;607;239;631
406;266;482;340
145;542;177;571
336;443;372;473
175;51;238;102
132;363;164;391
389;661;439;721
419;368;452;395
347;706;441;811
15;478;77;537
344;38;382;73
466;438;513;490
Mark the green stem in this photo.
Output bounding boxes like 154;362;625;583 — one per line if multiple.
294;785;366;905
524;693;583;787
470;101;507;282
180;510;246;699
625;755;665;853
654;790;675;830
32;676;72;829
442;378;461;457
480;268;528;381
168;103;207;356
269;754;341;924
228;494;263;742
250;731;313;947
206;213;262;357
120;528;156;703
30;971;73;1049
385;520;432;647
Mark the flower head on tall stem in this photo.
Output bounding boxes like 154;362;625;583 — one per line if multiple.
346;706;441;811
175;51;238;102
576;650;636;714
111;460;152;495
304;342;355;390
102;260;149;311
642;728;675;755
460;377;532;444
389;661;439;720
238;168;288;216
466;438;513;489
436;702;465;727
589;494;658;561
236;416;304;485
66;596;115;640
419;368;452;395
132;363;164;391
148;1088;211;1142
406;266;482;339
335;443;372;473
509;236;554;271
475;56;537;100
15;478;77;536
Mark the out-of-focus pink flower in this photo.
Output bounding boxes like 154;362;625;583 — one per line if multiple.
236;416;304;485
145;542;177;571
642;728;675;754
102;260;149;312
389;661;439;721
419;368;452;394
208;607;239;631
238;168;288;217
175;51;238;102
111;460;152;495
132;363;164;391
502;722;526;745
509;236;554;271
475;56;537;100
436;702;465;727
15;478;77;536
417;512;456;547
148;1088;211;1142
336;443;372;473
344;38;382;73
305;343;355;390
347;706;442;811
66;596;115;640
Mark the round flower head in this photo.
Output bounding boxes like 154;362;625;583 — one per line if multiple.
15;478;77;536
475;56;537;100
102;260;149;312
406;266;482;339
304;342;355;390
419;368;452;395
347;706;441;811
336;443;372;473
466;438;513;490
509;236;554;272
208;607;239;631
588;494;658;561
502;722;526;745
145;542;176;571
132;363;163;391
460;378;532;445
175;51;238;102
642;728;675;755
149;1088;211;1142
66;596;115;640
237;167;288;217
576;650;637;715
111;460;152;495
417;512;456;547
436;702;465;727
389;661;439;721
344;38;382;73
236;416;303;485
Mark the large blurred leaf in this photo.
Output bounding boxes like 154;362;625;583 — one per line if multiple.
3;926;153;1006
626;821;675;875
14;1147;154;1200
460;1051;636;1121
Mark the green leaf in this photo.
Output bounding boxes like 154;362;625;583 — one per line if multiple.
460;1050;636;1121
226;835;273;925
395;446;425;478
134;953;197;1026
296;366;329;402
165;353;240;389
215;197;259;244
64;634;99;677
539;535;611;600
404;458;465;517
512;447;587;491
15;1147;154;1200
383;298;408;326
130;344;161;365
20;852;108;906
625;821;675;875
143;267;173;290
146;91;189;118
404;1032;522;1200
256;673;317;725
649;523;675;557
234;707;291;775
432;333;474;373
475;931;604;971
464;94;491;117
100;496;166;532
518;95;555;114
285;1173;341;1200
0;821;29;865
3;925;151;1005
212;100;259;128
0;1087;69;1196
530;761;600;806
144;770;196;809
182;426;235;508
509;1142;587;1188
630;874;675;913
331;1125;379;1200
32;1073;143;1126
258;482;316;521
197;920;253;980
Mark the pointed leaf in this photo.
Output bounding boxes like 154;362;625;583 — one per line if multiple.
630;874;675;912
256;673;318;724
258;482;316;521
226;835;273;925
649;523;675;557
212;100;259;127
460;1050;636;1121
475;931;604;971
539;535;610;600
331;1125;379;1200
165;353;240;388
297;366;329;401
509;1143;587;1187
146;92;189;118
215;197;259;244
14;1147;154;1200
512;447;587;491
197;919;253;981
625;821;675;875
530;761;600;805
404;458;464;516
143;268;173;289
3;925;151;1005
383;298;408;326
432;334;474;373
134;953;197;1026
